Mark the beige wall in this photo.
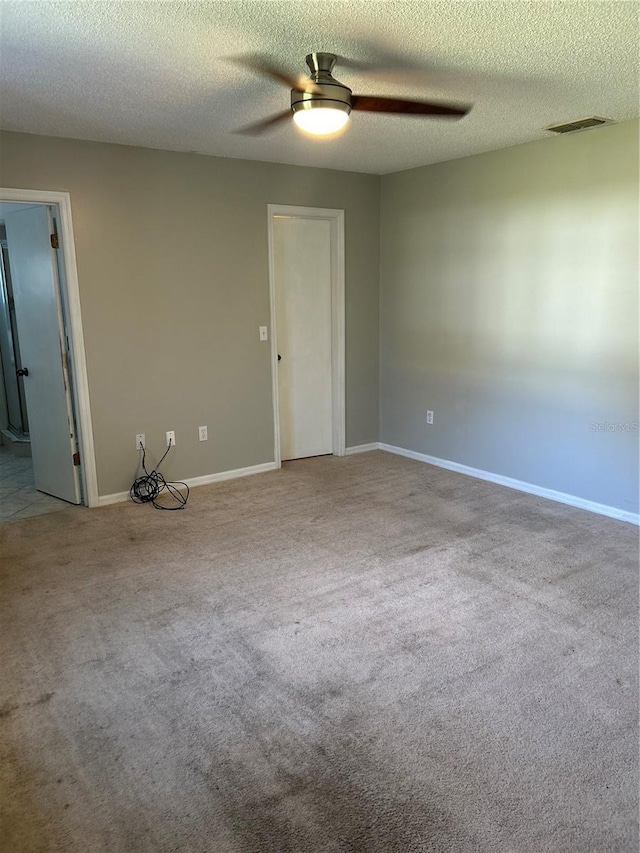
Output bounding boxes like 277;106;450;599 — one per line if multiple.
2;122;637;512
380;120;639;513
0;132;380;496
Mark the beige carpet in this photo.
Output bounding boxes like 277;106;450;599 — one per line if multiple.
0;451;637;852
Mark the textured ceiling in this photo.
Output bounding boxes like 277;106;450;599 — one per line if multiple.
1;1;638;174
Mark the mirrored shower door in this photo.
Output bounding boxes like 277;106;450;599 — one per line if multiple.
0;237;29;438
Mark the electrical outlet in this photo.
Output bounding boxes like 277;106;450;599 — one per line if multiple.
427;410;434;425
135;433;145;450
198;425;208;442
259;326;268;341
166;430;175;447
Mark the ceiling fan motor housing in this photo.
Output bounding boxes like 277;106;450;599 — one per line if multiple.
290;52;352;117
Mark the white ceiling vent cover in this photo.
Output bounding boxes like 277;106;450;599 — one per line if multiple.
546;117;615;134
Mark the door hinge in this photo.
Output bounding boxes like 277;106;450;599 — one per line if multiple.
50;233;59;249
73;451;81;466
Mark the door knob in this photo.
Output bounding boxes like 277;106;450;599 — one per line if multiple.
277;354;282;362
16;367;29;377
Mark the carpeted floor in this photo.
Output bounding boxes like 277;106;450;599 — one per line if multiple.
0;451;637;852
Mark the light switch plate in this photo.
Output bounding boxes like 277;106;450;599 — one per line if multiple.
259;326;268;341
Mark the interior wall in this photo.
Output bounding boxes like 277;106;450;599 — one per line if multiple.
380;120;639;514
0;131;380;496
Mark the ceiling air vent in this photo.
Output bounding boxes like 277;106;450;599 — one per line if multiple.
546;117;615;134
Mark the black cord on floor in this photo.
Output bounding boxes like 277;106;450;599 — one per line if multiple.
130;444;189;510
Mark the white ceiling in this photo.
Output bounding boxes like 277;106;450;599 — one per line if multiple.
1;1;638;175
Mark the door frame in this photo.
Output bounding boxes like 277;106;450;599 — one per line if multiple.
267;204;345;467
0;187;98;507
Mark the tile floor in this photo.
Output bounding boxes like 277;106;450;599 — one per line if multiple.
0;445;72;521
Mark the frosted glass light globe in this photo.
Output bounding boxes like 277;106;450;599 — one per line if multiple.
293;105;350;136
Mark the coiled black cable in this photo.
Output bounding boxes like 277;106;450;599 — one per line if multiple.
130;444;189;510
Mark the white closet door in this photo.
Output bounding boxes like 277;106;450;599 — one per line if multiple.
274;216;332;460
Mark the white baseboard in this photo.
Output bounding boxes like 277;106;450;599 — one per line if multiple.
378;443;639;526
345;443;380;455
185;461;278;489
97;445;638;525
98;461;279;507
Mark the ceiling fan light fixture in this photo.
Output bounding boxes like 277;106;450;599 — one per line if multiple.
292;101;351;136
234;52;471;136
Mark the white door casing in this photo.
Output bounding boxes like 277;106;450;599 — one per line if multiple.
4;205;81;503
0;188;97;507
267;205;345;466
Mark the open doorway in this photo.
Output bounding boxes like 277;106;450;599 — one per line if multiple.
0;216;30;441
0;189;97;517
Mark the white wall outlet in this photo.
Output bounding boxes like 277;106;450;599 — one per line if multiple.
427;410;434;425
259;326;268;341
198;425;208;442
135;433;146;450
166;430;176;447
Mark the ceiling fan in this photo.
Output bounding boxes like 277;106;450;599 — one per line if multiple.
232;52;472;137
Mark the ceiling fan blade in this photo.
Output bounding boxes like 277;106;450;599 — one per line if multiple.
234;110;292;136
336;49;428;84
335;40;472;88
227;54;319;93
336;61;428;87
351;95;471;118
